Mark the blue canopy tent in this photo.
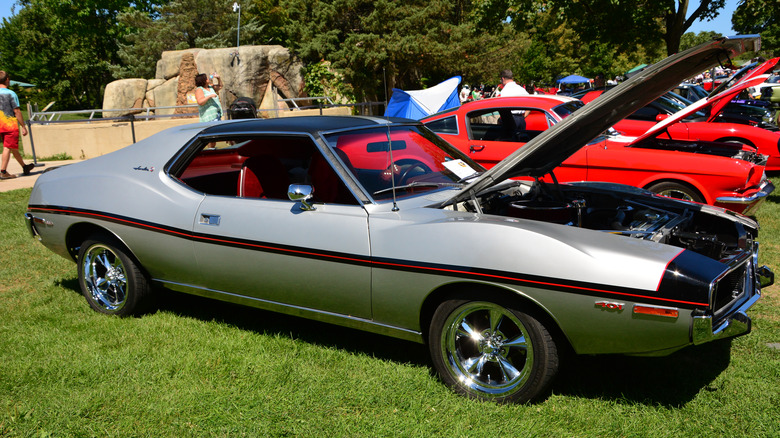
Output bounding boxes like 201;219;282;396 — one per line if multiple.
556;74;591;84
384;76;461;119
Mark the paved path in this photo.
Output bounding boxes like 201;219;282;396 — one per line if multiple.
0;158;83;192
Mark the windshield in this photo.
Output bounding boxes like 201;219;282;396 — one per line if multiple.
682;84;708;101
323;125;483;201
657;94;707;119
552;101;585;118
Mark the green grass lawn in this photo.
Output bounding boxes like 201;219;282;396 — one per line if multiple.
1;184;779;437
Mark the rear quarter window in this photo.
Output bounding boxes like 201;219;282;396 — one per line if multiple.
425;116;458;135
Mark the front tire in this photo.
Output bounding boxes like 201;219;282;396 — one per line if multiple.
646;181;704;203
77;233;152;316
429;296;559;403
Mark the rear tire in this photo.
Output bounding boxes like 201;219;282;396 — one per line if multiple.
428;295;559;403
646;181;704;203
77;233;152;316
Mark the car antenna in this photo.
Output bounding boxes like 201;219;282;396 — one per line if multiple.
384;124;400;211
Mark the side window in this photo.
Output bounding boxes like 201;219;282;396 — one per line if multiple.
467;108;551;143
629;106;661;121
173;135;357;205
467;110;503;140
425;116;458;135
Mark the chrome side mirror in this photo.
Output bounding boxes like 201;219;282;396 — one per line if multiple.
288;184;316;211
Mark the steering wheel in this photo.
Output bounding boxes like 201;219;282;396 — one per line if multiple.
398;160;431;184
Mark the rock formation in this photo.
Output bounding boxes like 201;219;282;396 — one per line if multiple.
102;45;306;118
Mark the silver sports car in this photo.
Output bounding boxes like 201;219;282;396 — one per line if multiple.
26;37;773;403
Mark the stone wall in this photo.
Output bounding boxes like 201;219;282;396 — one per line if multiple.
103;45;306;117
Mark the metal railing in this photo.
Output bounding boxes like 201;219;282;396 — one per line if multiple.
23;98;386;163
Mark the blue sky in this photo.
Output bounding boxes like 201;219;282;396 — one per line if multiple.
0;0;739;33
687;0;738;35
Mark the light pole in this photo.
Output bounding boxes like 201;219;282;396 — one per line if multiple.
232;2;241;48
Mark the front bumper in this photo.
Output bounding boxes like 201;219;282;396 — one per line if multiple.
715;180;774;215
24;212;43;239
691;256;773;345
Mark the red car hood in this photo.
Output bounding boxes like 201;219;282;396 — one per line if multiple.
708;57;779;97
629;73;770;145
444;35;762;206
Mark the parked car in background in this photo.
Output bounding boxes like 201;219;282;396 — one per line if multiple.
423;94;772;215
574;68;780;170
751;74;780;103
671;82;775;127
26;37;772;404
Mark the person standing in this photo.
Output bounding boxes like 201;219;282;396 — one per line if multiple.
0;71;33;180
194;73;223;122
497;69;529;97
459;85;470;103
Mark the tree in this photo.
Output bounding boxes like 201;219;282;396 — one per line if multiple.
280;0;513;102
0;0;154;109
732;0;779;56
679;30;724;52
112;0;270;80
471;4;663;84
473;0;726;56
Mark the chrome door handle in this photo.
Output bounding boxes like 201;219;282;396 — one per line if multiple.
199;214;221;226
470;145;485;153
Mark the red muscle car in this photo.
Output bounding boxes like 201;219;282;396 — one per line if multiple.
422;95;773;215
576;60;780;170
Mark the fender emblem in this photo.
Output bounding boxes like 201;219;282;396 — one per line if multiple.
595;301;625;311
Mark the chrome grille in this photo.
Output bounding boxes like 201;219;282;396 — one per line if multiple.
713;262;749;324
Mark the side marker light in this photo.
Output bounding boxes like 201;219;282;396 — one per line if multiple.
633;305;679;318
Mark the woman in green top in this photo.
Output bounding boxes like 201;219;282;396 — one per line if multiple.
194;73;223;122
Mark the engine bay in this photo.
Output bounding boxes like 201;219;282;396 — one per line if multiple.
453;180;755;262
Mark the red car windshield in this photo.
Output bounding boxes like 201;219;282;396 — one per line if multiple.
323;125;483;201
552;101;585;119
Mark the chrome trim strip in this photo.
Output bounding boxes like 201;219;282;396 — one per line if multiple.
155;279;425;343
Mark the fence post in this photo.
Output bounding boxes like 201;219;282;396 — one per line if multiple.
128;115;136;143
25;120;40;165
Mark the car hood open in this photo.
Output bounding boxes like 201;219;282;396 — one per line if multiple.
628;73;770;145
708;56;779;98
444;35;761;206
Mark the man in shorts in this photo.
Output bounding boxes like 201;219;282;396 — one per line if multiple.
0;71;33;180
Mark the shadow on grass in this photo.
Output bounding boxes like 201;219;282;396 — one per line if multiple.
54;277;81;295
153;287;733;407
553;339;733;406
154;288;432;368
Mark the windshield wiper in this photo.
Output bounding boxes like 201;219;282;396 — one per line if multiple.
457;171;484;183
373;181;462;196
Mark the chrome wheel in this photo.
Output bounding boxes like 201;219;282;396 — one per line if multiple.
77;233;152;316
82;243;128;312
647;181;703;203
441;301;534;397
655;187;696;202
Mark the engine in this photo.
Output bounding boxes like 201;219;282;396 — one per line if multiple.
465;180;754;262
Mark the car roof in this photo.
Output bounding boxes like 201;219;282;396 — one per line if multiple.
200;115;416;137
424;95;578;119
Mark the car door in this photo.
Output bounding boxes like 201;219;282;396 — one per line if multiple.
177;135;372;318
192;197;371;318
